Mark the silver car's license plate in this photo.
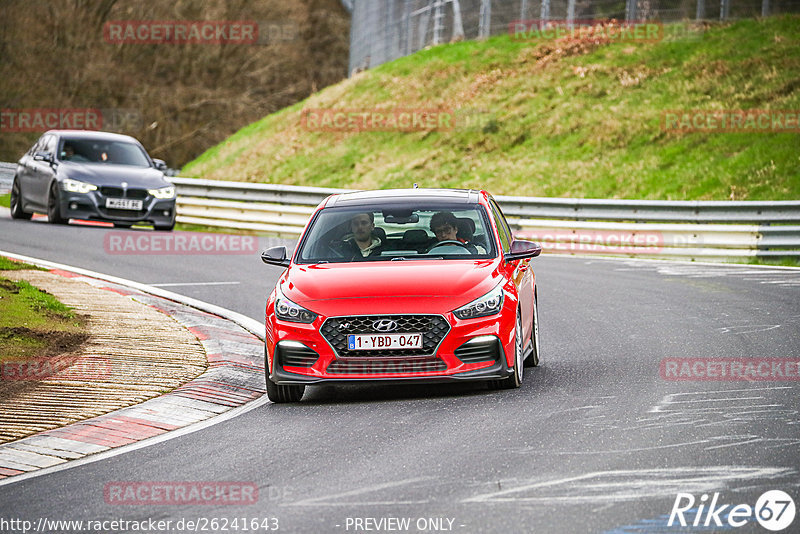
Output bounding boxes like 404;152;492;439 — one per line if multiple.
106;198;143;210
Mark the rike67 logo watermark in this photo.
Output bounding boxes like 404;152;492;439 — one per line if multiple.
669;490;795;531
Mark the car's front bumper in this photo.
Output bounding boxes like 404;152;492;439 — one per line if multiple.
270;355;513;385
266;308;517;385
59;189;175;226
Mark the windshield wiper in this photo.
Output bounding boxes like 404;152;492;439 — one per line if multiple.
390;255;443;261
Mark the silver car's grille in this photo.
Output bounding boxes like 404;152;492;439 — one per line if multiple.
99;186;148;199
320;315;450;358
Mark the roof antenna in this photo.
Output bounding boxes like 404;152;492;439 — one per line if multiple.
413;183;418;189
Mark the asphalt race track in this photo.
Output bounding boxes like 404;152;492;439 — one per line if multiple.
1;211;799;533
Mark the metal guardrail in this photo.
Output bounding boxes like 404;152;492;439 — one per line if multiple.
170;177;800;260
0;162;15;195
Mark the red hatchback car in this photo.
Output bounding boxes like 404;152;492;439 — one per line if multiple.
260;188;541;402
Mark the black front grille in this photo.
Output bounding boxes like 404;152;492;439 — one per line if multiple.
327;358;446;375
100;186;123;197
320;315;450;358
277;343;319;368
455;337;501;364
103;208;144;217
100;186;149;199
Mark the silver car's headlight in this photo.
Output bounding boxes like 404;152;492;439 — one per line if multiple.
148;186;175;199
62;178;97;194
453;284;504;320
274;286;317;324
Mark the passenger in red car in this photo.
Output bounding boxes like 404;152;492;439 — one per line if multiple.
342;212;384;258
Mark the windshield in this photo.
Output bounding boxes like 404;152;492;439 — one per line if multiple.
296;205;497;264
58;138;151;167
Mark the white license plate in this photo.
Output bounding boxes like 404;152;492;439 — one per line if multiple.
106;198;143;210
347;333;423;350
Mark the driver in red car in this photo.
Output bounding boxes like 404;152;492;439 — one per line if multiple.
430;211;481;253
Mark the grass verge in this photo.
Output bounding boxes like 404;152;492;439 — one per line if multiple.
183;16;800;201
0;272;87;364
0;257;46;271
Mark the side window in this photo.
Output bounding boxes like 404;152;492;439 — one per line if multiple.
489;201;511;253
29;135;46;155
43;135;57;154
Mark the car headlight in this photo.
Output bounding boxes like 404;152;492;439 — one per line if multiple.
62;178;97;194
274;287;317;324
453;284;504;320
148;186;175;199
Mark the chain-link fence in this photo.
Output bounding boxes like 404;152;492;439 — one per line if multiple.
348;0;800;73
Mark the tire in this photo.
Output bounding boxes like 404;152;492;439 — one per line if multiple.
489;311;523;390
264;348;305;402
266;378;305;403
9;178;32;220
47;182;67;224
524;288;540;368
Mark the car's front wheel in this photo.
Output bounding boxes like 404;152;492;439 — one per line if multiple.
266;379;305;403
490;311;523;390
524;288;540;367
9;178;32;220
264;348;305;402
47;182;67;224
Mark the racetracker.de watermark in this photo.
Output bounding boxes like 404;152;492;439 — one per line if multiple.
1;357;111;381
301;108;456;132
104;232;258;255
660;358;800;381
516;229;664;254
662;110;800;133
104;482;259;505
0;108;142;133
103;20;298;45
509;19;664;42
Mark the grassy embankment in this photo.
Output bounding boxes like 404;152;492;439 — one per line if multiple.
182;16;800;201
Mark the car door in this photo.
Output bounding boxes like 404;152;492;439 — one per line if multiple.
490;198;534;343
28;134;58;208
16;136;44;210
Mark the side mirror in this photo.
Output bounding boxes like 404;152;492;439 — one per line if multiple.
261;246;290;267
152;159;168;171
33;152;53;163
505;240;542;262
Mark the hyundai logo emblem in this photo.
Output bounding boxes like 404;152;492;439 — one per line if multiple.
372;319;398;332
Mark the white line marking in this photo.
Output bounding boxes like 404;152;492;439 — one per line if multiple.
663;396;765;404
149;281;241;287
462;467;795;504
287;477;433;507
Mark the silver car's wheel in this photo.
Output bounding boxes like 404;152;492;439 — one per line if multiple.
10;178;32;220
47;182;67;224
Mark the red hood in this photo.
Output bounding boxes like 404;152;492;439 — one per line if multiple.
280;260;501;316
